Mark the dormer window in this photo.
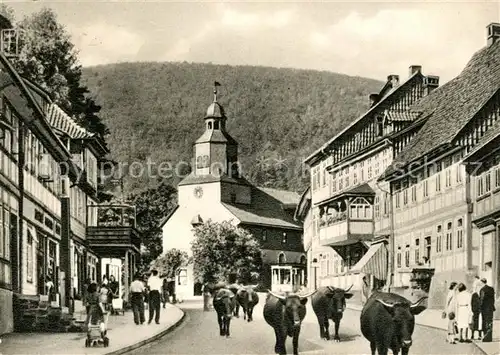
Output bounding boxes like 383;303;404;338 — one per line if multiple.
214;121;220;130
208;122;213;130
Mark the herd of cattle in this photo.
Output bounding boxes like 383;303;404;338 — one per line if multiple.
211;284;427;355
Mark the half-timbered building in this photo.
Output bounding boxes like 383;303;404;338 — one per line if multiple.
379;22;500;309
303;65;439;298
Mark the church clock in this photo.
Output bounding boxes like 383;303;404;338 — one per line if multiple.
194;186;203;199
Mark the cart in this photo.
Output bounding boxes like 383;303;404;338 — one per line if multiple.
85;311;109;348
112;297;125;315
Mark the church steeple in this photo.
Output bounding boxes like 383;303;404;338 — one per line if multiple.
194;82;239;178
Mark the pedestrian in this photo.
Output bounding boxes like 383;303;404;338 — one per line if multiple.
130;274;146;325
471;287;482;340
147;269;162;324
87;282;105;330
162;278;169;308
168;277;176;304
444;281;457;344
455;283;472;343
479;278;496;342
99;281;112;311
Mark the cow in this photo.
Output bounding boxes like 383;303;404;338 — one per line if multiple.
228;283;243;317
360;292;427;355
213;288;237;338
311;285;353;342
236;285;259;322
263;290;316;355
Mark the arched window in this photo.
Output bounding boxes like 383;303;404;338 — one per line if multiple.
278;252;286;264
208;121;213;130
300;255;306;264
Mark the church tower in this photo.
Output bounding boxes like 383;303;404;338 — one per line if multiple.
194;82;239;178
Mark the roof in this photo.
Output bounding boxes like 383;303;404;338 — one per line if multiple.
314;183;374;206
195;128;238;145
305;70;422;165
205;101;225;118
222;186;301;230
158;205;180;229
294;186;311;222
46;103;94;139
382;40;500;178
261;250;306;264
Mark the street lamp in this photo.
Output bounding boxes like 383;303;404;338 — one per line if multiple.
311;257;320;290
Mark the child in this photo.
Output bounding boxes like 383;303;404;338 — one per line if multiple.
87;283;106;332
447;311;458;344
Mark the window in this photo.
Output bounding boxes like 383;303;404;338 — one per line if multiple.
374;196;380;218
376;116;384;136
436;225;443;253
456;165;463;183
177;268;187;285
349;198;372;219
411;185;417;203
445;169;452;187
282;232;287;244
457;218;464;249
383;193;390;215
214;121;220;130
396;247;402;268
477;175;485;196
345;176;349;188
485;173;491;193
261;229;267;242
403;189;408;206
424;236;432;263
435;173;441;192
368;166;373;180
27;229;33;283
446;222;453;251
423;180;429;198
353;171;358;185
320;254;329;277
395;192;401;208
404;246;410;268
414;238;420;265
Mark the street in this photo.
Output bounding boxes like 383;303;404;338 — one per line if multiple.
130;299;483;355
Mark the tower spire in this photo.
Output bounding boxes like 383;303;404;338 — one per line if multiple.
214;81;221;102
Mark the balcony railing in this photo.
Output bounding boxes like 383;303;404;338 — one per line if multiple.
319;212;347;228
88;204;136;228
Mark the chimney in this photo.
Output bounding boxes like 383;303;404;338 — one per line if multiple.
487;23;500;46
369;93;380;107
387;75;399;88
409;65;422;77
424;75;440;95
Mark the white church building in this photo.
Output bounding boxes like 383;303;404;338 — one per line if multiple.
160;85;306;299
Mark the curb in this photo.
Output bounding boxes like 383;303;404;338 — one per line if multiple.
104;310;186;355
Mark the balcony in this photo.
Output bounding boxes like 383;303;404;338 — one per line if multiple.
319;218;373;247
86;204;140;258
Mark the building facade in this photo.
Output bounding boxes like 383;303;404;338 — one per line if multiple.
161;87;305;299
379;22;500;310
301;65;439;299
299;23;500;313
0;15;140;334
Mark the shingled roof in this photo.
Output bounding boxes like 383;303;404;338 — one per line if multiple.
46;103;94;139
381;39;500;178
222;186;301;230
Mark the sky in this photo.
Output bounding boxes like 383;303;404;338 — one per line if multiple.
5;0;500;83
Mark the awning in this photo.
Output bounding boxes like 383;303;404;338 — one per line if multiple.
350;241;388;280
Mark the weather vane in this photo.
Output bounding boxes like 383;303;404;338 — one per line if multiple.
213;81;221;102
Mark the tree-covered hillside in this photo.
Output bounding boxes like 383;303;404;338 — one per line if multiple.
82;62;382;194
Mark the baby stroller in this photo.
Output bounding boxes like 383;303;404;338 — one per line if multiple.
85;304;109;348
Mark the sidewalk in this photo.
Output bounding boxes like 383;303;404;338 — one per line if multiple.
0;303;185;355
348;303;500;355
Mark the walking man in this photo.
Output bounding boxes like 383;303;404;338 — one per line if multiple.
147;270;162;324
130;274;145;325
479;278;496;342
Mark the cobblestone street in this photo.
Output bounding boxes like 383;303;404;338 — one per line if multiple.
130;300;483;355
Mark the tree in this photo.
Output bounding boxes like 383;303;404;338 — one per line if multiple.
127;181;177;268
11;7;109;138
149;248;189;278
191;220;262;284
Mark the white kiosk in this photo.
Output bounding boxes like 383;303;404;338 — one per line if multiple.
271;265;305;293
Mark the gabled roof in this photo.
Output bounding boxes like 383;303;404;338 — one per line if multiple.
305;71;423;165
294;186;311;222
381;40;500;179
463;116;500;162
46;103;94;139
314;183;375;206
222;186;301;230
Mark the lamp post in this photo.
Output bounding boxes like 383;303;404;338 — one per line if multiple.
311;257;319;290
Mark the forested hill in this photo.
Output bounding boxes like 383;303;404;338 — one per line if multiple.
82;62;383;194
